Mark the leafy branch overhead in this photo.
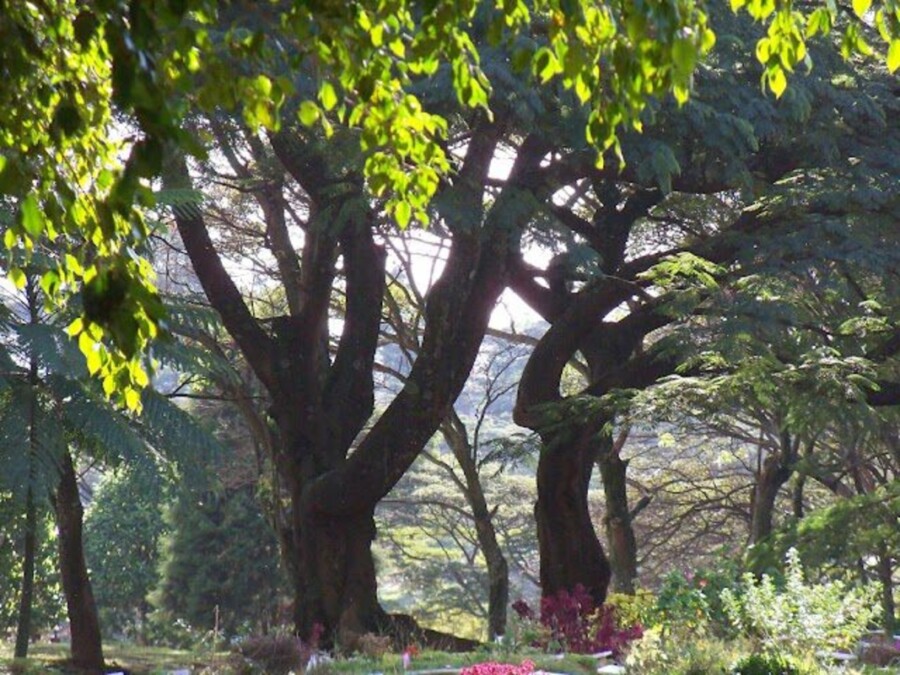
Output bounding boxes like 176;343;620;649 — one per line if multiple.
1;0;898;406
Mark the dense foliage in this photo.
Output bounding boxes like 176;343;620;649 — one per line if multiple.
84;463;169;640
0;1;898;671
152;484;286;639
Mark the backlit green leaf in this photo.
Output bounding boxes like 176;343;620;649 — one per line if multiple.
888;39;900;73
298;100;320;126
20;194;44;238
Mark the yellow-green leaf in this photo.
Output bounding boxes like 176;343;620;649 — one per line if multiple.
394;200;411;228
319;81;338;111
767;66;787;97
888;39;900;73
298;100;320;126
852;0;871;18
20;194;44;238
67;317;84;337
9;267;25;290
125;388;141;411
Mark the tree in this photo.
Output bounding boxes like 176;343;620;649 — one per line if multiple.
509;5;900;602
162;106;535;646
152;483;286;640
0;238;223;670
84;461;170;642
0;496;64;648
377;232;540;639
1;1;895;405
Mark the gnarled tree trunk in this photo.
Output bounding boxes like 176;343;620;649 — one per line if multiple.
53;450;104;674
534;424;611;603
167;123;547;648
749;429;797;545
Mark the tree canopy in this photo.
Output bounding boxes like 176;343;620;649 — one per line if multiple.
1;0;898;405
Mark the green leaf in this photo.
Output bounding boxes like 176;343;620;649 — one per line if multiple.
20;194;44;238
319;81;338;111
394;200;411;228
888;39;900;73
298;101;320;126
766;66;787;97
672;38;697;73
40;270;60;297
9;267;26;290
805;8;832;38
852;0;871;18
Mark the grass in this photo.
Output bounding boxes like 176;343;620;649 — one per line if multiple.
0;642;604;674
2;641;897;674
0;642;228;674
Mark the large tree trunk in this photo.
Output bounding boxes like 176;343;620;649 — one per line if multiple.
292;498;385;648
53;450;104;674
13;486;37;659
597;440;638;595
169;122;543;650
534;425;611;604
749;431;796;545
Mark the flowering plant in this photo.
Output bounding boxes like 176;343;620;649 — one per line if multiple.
512;585;642;656
460;659;535;674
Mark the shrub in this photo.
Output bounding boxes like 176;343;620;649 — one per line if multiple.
607;589;658;630
230;624;324;675
721;548;879;658
729;652;807;675
655;572;710;635
625;627;745;675
513;585;643;656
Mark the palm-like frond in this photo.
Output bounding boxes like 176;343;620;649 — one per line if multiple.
0;384;65;503
138;389;227;482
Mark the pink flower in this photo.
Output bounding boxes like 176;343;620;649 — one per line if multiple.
460;659;535;675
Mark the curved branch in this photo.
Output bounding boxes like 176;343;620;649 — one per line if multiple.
163;147;276;392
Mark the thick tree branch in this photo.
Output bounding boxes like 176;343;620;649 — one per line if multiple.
163;147;276;392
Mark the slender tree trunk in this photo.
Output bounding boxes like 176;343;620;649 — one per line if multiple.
16;326;41;660
534;424;611;604
876;546;896;634
462;477;508;639
53;450;104;673
791;473;805;519
14;486;37;659
443;414;510;639
597;437;637;595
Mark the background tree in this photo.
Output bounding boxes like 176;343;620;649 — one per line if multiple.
509;6;900;602
151;482;286;640
0;499;64;646
83;461;170;642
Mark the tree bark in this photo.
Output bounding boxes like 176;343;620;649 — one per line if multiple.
167;123;544;648
13;486;37;659
597;437;638;595
534;423;611;604
53;450;104;673
876;545;896;634
749;430;796;545
443;414;510;639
